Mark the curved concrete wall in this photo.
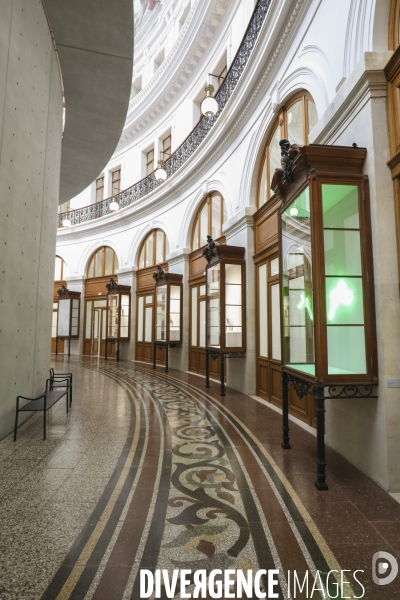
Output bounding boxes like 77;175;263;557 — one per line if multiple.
0;0;63;439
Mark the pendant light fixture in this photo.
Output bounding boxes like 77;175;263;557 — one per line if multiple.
110;189;120;212
154;151;170;183
201;73;225;118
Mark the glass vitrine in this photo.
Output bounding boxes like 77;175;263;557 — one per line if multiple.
275;143;378;385
203;239;246;352
57;285;81;339
153;267;183;344
105;278;131;340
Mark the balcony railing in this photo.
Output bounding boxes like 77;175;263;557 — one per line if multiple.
57;0;271;228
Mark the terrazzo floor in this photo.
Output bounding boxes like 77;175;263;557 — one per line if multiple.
0;356;399;599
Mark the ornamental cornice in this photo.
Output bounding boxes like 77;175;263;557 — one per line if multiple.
57;0;311;241
121;0;233;145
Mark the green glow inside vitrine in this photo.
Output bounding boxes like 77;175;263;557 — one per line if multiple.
322;184;366;375
281;187;315;376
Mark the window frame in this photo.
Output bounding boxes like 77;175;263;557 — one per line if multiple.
257;92;317;208
146;148;155;176
87;246;119;279
138;229;168;269
95;175;104;203
191;192;227;251
111;169;121;197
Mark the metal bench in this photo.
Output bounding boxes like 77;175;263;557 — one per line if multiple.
14;378;69;441
49;368;72;406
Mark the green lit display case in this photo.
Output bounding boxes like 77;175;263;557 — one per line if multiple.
274;144;378;386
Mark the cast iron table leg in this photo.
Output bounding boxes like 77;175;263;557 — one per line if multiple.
281;370;291;449
165;344;169;373
153;342;156;369
116;340;120;362
56;337;58;355
68;337;71;357
314;384;328;490
220;353;225;396
205;349;210;388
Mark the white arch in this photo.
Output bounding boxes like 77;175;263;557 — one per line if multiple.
77;238;124;276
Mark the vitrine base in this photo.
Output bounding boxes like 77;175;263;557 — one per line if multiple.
105;338;122;362
205;348;246;396
282;369;378;490
153;341;182;373
55;336;78;357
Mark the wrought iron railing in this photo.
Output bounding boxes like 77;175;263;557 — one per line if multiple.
57;0;271;228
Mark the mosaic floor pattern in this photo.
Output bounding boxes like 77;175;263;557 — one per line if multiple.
0;357;399;599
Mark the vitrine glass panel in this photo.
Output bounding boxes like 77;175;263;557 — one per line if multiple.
107;294;118;338
322;185;359;229
191;287;198;346
207;264;220;347
225;263;242;348
58;299;71;337
52;311;57;338
170;285;181;341
282;187;315;375
156;285;167;341
327;326;367;374
120;295;130;338
258;264;268;357
325;278;364;325
137;296;144;342
324;230;362;276
71;299;79;336
271;283;281;360
146;295;153;304
200;285;206;297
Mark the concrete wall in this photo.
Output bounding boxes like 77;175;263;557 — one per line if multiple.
0;0;63;439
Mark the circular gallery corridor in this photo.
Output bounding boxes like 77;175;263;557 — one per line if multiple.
1;358;399;600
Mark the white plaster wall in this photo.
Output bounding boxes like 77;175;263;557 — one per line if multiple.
0;0;63;439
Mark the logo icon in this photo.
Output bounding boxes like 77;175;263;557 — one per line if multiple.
372;551;398;586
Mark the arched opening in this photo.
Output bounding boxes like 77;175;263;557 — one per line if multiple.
257;92;318;208
84;246;119;357
188;192;228;376
253;92;317;426
136;229;169;365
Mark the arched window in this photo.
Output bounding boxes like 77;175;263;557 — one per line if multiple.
87;246;119;278
54;256;66;281
138;229;169;269
191;193;228;251
257;92;318;207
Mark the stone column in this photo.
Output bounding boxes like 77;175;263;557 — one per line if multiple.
222;207;257;395
116;266;138;361
167;248;191;372
64;275;86;356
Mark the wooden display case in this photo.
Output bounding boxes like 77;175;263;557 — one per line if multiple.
56;285;81;356
152;266;183;372
203;236;246;395
105;278;131;361
272;141;378;490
